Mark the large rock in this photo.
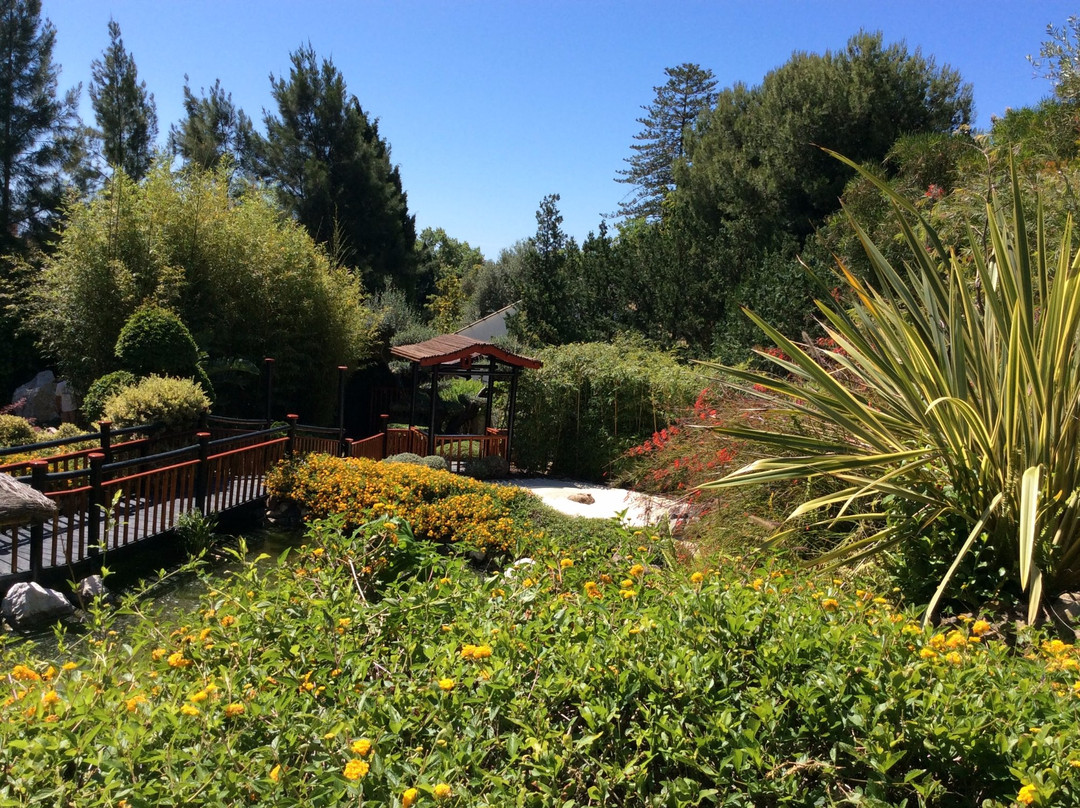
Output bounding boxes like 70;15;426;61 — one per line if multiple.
75;575;108;607
2;582;74;630
11;370;58;424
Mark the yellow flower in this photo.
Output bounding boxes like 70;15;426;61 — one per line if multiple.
438;678;455;691
751;578;764;591
41;690;61;706
433;782;453;800
180;704;200;716
11;665;40;682
351;738;373;756
343;758;369;780
559;558;573;569
269;764;281;783
402;787;419;807
944;630;967;649
820;598;839;611
189;690;208;703
126;694;147;712
224;702;245;717
167;652;191;669
971;619;991;636
61;662;77;671
690;572;704;584
619;588;637;599
1017;783;1038;805
439;577;452;585
919;647;937;659
629;564;644;578
944;651;963;666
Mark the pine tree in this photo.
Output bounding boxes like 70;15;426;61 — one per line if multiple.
616;63;717;222
169;77;255;174
257;45;417;293
89;18;157;180
0;0;78;253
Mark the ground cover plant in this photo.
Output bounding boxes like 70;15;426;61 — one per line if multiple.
2;509;1079;805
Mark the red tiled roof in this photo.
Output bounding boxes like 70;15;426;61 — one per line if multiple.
390;334;542;369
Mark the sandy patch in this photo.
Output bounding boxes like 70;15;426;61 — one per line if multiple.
505;478;681;528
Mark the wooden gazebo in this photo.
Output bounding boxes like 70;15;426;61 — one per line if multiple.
390;335;542;463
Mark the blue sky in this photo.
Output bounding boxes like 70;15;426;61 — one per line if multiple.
41;0;1076;259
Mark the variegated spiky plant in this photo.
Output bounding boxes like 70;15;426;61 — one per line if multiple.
701;155;1080;623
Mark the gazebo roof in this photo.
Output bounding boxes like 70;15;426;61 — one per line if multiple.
391;334;542;369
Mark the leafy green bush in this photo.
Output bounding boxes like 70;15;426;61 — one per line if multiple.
514;337;705;480
114;305;200;378
703;156;1080;622
461;454;509;480
81;370;137;423
0;414;35;448
174;508;218;558
1;512;1078;805
102;375;210;433
383;452;448;472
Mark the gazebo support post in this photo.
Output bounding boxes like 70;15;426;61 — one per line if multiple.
408;362;419;429
506;366;521;465
428;365;439;456
483;359;495;433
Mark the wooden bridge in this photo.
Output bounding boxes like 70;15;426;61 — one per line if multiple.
0;415;511;591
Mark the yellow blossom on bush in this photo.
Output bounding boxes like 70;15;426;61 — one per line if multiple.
223;702;245;718
944;651;963;665
402;787;419;807
919;648;937;660
189;690;208;703
620;588;637;599
351;738;373;756
1017;783;1038;804
151;648;167;662
820;598;839;611
560;558;573;569
11;665;40;681
971;619;991;636
269;764;281;783
751;578;764;591
629;564;644;578
61;661;77;671
344;759;369;780
438;678;455;691
41;690;60;706
433;782;452;800
180;704;200;716
690;572;704;584
126;694;147;712
167;652;191;669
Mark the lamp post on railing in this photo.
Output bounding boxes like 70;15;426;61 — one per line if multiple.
28;460;48;578
337;365;348;455
195;432;211;513
264;358;275;427
286;414;299;457
87;452;105;557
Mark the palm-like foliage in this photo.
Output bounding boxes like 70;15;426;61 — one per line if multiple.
700;155;1080;623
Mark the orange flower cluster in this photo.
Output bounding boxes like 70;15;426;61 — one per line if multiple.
266;455;534;555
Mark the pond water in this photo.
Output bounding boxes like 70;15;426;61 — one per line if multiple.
8;525;305;658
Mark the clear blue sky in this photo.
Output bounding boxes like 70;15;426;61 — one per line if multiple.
40;0;1076;260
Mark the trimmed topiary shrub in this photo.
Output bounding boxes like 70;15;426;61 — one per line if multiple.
384;452;450;472
384;452;423;465
462;455;509;480
114;305;200;378
81;370;137;423
103;375;210;433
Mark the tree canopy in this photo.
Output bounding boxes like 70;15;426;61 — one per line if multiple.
169;77;255;174
89;19;157;181
256;45;417;294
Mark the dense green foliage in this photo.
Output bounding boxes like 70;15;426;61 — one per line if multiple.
81;370;136;423
256;45;417;294
513;338;704;480
168;78;255;174
113;305;201;379
26;161;371;420
2;509;1078;805
89;19;157;181
102;375;209;432
0;413;36;447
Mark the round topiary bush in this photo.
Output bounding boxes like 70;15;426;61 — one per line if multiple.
0;414;36;448
103;375;210;433
81;370;137;423
114;305;200;378
384;452;424;465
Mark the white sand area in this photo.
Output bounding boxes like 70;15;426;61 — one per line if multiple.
506;478;681;528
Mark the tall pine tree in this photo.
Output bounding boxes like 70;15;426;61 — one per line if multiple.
257;45;417;293
616;63;716;222
89;18;157;181
169;77;255;174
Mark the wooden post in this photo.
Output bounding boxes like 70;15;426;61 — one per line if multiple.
344;438;354;459
99;419;113;464
337;365;348;455
195;432;211;513
286;414;299;457
87;452;105;556
29;460;48;579
427;366;439;457
506;366;520;466
264;358;275;427
408;362;419;429
380;413;390;459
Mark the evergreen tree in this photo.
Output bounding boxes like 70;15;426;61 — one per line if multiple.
89;18;158;181
0;0;78;253
616;63;717;222
257;45;417;293
169;77;255;174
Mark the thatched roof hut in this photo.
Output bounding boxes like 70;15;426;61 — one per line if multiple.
0;474;56;527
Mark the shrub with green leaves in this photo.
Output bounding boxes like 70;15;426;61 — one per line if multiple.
114;305;200;378
103;375;210;433
0;414;35;448
703;155;1080;622
81;370;137;423
514;337;705;480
